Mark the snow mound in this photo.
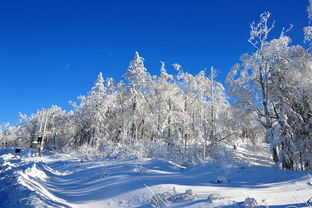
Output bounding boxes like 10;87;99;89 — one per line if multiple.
207;193;220;201
133;166;147;174
1;152;16;160
24;164;49;181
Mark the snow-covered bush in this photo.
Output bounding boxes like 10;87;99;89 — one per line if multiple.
216;176;228;184
149;188;195;207
243;197;258;208
144;141;205;167
150;192;171;208
76;144;102;160
170;189;195;202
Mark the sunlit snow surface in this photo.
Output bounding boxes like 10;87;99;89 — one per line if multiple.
1;144;312;208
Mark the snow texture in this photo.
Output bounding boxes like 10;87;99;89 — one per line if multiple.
1;144;312;208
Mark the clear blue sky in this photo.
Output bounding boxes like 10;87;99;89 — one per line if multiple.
0;0;309;125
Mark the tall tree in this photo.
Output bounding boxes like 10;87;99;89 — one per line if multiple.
226;12;283;162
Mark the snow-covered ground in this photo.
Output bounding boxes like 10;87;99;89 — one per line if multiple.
1;144;312;208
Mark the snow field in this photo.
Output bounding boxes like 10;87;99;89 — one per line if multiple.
0;144;312;208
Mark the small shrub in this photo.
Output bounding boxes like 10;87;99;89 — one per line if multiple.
243;197;258;208
216;176;228;184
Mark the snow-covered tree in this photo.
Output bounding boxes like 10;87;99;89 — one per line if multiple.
304;0;312;48
124;52;153;144
70;72;113;148
227;9;312;170
226;12;285;163
268;45;312;170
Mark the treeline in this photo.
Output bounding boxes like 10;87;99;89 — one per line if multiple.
1;7;312;170
0;52;249;163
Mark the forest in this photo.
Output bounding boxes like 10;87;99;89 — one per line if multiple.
1;3;312;173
